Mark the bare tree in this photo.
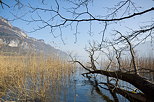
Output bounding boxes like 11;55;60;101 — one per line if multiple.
72;40;154;101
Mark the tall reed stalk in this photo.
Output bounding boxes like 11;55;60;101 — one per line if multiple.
0;55;75;102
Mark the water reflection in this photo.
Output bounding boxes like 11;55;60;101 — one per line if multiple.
72;68;154;102
67;68;120;102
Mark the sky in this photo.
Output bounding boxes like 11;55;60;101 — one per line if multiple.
0;0;153;59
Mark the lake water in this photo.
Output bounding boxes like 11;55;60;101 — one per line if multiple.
3;67;153;102
57;68;130;102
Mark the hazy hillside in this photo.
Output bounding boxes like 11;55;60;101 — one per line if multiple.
0;17;67;57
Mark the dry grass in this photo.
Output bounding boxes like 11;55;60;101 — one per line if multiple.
117;57;154;72
136;57;154;70
102;56;154;70
101;56;154;81
136;57;154;81
0;55;75;102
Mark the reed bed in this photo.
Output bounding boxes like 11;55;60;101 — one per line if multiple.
0;55;75;102
101;56;154;81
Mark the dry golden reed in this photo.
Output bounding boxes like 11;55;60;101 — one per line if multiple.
0;55;75;102
101;56;154;81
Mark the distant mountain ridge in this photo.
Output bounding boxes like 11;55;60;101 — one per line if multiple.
0;17;67;57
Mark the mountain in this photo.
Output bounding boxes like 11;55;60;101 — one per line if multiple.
0;17;67;57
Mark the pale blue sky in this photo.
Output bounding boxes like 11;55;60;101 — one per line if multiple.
0;0;153;58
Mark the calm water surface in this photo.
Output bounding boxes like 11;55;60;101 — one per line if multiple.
62;68;129;102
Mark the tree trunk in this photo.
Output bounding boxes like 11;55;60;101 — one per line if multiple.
84;70;154;101
107;83;146;102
